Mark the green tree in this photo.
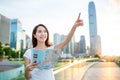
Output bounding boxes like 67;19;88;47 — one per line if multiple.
0;42;3;56
11;50;18;58
5;43;10;46
94;54;101;58
3;47;12;57
20;49;26;58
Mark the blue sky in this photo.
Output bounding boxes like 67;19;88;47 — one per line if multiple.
0;0;120;56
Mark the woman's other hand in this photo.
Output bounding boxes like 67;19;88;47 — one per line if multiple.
26;63;38;71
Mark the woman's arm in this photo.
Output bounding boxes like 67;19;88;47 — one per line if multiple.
54;13;83;49
24;57;31;80
24;57;37;80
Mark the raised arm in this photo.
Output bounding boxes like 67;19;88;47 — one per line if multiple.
54;13;83;49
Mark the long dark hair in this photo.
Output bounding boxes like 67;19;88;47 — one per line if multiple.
32;24;51;47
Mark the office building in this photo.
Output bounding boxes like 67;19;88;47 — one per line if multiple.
88;1;101;55
0;14;11;45
79;35;86;54
53;33;75;54
10;19;23;50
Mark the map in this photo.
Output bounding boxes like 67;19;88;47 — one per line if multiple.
32;49;61;69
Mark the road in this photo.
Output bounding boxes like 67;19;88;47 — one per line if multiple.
82;62;120;80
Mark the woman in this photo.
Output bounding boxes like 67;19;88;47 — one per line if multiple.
24;13;83;80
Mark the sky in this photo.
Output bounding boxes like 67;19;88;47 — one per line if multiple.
0;0;120;56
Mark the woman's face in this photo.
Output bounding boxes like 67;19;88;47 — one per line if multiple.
34;26;48;43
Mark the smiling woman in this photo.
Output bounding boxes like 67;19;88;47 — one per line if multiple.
34;27;48;42
32;24;51;48
23;13;83;80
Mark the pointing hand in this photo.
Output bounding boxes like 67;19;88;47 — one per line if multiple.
74;13;83;28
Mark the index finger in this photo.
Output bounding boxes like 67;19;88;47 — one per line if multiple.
77;13;81;20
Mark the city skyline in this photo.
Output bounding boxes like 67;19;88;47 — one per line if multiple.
0;0;120;56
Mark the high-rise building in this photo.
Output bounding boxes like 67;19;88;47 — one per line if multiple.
53;33;75;54
61;35;69;53
74;42;80;54
0;14;31;50
88;1;97;37
0;14;11;44
88;1;101;55
53;33;61;45
68;35;75;55
10;19;23;50
26;35;32;49
79;35;86;53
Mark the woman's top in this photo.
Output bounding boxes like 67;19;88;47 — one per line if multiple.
23;46;55;80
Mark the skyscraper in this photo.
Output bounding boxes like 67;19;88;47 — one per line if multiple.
53;33;75;54
10;19;23;50
0;14;11;44
88;1;97;37
79;35;86;53
88;1;101;56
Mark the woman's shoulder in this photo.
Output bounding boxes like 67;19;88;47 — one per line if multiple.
25;48;33;53
47;45;55;49
23;48;33;58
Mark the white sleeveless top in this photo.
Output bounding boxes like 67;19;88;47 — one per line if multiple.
23;46;55;80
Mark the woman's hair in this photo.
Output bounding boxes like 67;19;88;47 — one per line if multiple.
32;24;51;47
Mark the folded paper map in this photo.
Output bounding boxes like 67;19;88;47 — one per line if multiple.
32;49;61;69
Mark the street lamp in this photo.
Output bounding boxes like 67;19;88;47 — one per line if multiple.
3;51;5;60
18;51;20;63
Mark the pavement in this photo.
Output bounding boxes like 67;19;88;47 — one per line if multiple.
54;60;98;80
82;62;120;80
78;62;98;80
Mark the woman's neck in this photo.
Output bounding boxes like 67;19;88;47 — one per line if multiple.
35;42;47;50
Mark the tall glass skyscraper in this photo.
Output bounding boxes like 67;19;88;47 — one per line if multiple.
53;33;75;54
0;14;31;50
0;14;11;44
79;35;86;53
88;1;101;56
10;19;23;50
88;1;97;37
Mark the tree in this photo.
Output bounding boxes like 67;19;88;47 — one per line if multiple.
20;49;26;58
3;47;12;57
94;54;101;58
0;42;3;56
11;50;18;58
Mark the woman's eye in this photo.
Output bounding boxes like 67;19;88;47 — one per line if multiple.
38;30;42;33
37;30;47;33
44;31;47;33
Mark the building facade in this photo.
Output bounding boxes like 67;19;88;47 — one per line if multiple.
88;1;101;56
0;14;11;45
0;14;31;50
10;19;23;50
79;35;86;54
53;33;75;55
